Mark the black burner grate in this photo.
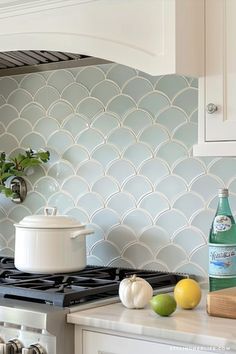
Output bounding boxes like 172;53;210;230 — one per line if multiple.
0;258;187;307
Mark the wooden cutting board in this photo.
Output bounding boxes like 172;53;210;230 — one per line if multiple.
207;287;236;319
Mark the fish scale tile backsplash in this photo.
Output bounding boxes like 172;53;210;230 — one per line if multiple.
0;63;236;278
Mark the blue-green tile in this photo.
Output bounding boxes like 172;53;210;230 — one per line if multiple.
122;244;153;268
34;86;60;110
62;176;89;198
7;119;32;140
0;134;18;154
78;192;103;218
123;176;152;202
48;70;74;92
156;210;188;237
107;159;136;185
139;91;170;117
140;125;169;151
209;158;236;185
91;80;120;105
173;158;205;185
123;209;152;235
156;245;187;270
0;77;18;99
34;118;60;140
107;192;135;216
8;89;32;111
20;103;45;125
139;158;169;184
92;209;120;233
173;228;205;255
156;107;187;133
48;101;73;123
77;160;103;185
173;122;198;150
139;226;169;254
76;97;104;120
20;74;46;95
107;225;136;251
107;65;137;88
173;192;204;220
63;114;88;138
76;129;104;154
107;95;136;118
107;127;136;153
92;144;120;168
123;77;153;102
48;131;74;155
0;105;18;127
156;175;187;202
21;132;46;151
63;145;88;166
76;67;105;91
62;83;89;106
92;176;119;201
91;241;120;264
156;75;188;100
173;88;198;116
124;143;152;169
124;110;152;136
92;113;120;137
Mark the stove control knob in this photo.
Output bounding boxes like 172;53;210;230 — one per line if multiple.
0;339;23;353
22;344;46;354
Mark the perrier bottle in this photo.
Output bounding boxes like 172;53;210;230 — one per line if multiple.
209;188;236;291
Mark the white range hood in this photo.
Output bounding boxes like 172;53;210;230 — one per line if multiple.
0;0;204;76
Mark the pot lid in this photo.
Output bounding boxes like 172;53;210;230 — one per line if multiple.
16;207;84;229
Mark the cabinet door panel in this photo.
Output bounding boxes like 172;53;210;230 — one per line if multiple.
205;0;236;141
82;330;212;354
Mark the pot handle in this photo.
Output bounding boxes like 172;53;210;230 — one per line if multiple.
70;229;94;239
44;206;57;216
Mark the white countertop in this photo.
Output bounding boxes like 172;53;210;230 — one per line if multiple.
67;291;236;352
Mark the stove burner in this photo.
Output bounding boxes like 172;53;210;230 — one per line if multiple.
0;257;188;307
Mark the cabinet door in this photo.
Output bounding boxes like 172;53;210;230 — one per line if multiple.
82;330;213;354
205;0;236;141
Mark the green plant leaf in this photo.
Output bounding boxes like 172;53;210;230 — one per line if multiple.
0;149;50;200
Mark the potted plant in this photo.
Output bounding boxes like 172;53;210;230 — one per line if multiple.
0;149;50;202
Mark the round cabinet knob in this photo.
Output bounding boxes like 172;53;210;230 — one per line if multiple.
0;339;23;354
22;344;46;354
206;103;218;114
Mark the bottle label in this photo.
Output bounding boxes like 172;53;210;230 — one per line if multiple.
213;215;232;233
209;244;236;277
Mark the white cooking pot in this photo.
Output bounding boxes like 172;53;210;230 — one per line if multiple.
14;207;94;274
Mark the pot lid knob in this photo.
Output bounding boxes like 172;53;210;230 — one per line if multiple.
44;207;57;216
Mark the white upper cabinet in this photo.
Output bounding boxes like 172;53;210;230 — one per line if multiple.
194;0;236;156
0;0;204;77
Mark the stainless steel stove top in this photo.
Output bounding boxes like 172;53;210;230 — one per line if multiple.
0;257;189;354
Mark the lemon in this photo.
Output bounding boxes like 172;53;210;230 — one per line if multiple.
150;294;177;316
174;278;201;310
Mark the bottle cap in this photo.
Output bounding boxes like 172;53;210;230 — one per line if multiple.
218;188;229;197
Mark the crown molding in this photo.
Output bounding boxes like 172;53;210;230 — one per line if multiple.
0;0;98;18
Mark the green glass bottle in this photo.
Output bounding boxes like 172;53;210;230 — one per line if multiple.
209;188;236;291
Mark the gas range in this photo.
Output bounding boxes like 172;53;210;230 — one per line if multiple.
0;257;189;354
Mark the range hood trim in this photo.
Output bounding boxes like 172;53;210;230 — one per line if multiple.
0;0;204;77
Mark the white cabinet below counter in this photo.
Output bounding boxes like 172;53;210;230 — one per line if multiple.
67;295;236;354
194;0;236;156
79;329;213;354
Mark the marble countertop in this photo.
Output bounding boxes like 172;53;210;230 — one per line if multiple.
67;291;236;352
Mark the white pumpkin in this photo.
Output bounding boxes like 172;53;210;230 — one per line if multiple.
119;274;153;309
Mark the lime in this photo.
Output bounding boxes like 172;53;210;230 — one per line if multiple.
150;294;177;316
174;278;201;310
